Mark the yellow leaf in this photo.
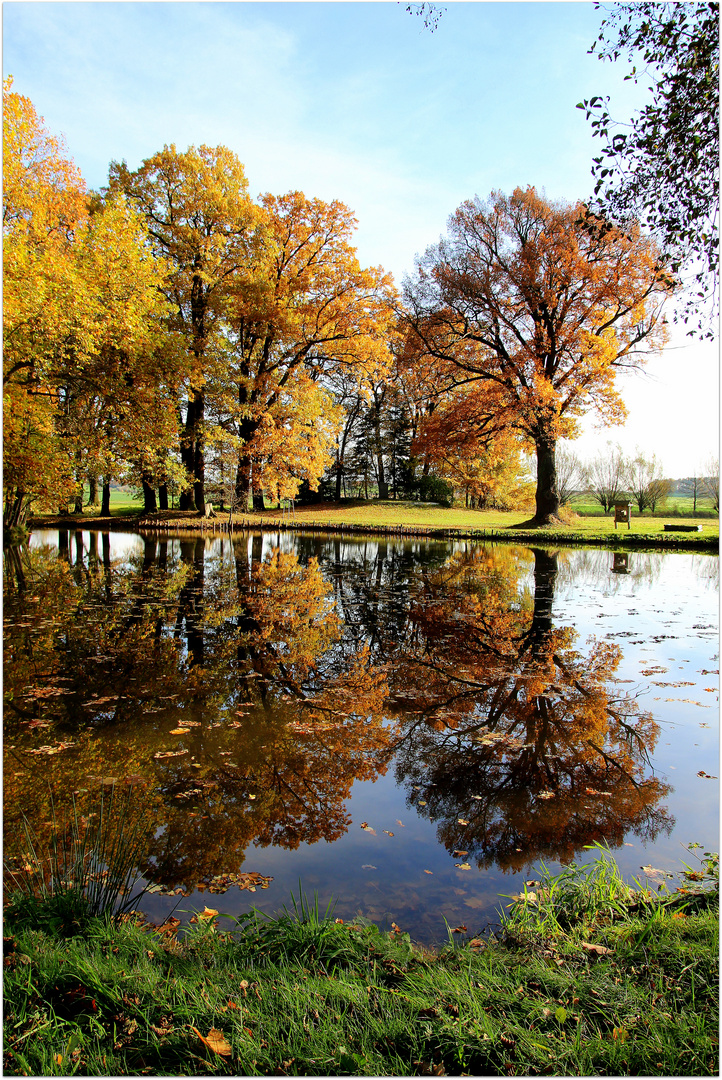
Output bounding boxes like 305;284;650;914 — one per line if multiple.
198;906;219;921
192;1026;232;1056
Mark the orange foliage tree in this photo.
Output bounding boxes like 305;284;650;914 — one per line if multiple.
402;187;673;524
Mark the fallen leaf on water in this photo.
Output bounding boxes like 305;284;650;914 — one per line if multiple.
191;1027;232;1056
641;865;673;877
383;830;395;837
452;850;468;858
360;822;376;835
418;800;427;807
395;819;405;826
423;869;433;874
361;864;377;870
169;728;190;735
455;863;471;870
471;795;483;800
457;818;469;826
451;925;467;934
537;791;555;800
153;749;188;760
198;906;219;921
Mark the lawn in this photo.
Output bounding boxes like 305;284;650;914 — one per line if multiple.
35;497;719;545
4;847;718;1076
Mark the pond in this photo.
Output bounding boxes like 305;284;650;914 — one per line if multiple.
4;529;719;944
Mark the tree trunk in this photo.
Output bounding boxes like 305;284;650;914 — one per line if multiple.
101;480;111;517
158;484;169;511
142;476;157;513
88;475;99;506
235;456;252;511
534;437;560;524
251;459;264;512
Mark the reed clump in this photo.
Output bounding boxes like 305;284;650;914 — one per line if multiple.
3;782;156;937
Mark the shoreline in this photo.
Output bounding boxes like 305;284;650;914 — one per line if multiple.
26;510;720;550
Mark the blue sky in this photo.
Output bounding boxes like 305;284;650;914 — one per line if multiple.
4;1;718;476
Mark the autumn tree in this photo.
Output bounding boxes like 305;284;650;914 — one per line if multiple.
217;191;396;509
108;145;262;512
402;187;673;525
3;81;175;527
414;387;534;509
579;1;719;333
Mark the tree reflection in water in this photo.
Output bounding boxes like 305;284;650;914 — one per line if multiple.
4;535;392;889
3;534;672;894
385;547;672;870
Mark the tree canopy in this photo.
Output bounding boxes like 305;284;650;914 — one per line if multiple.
578;1;719;334
402;186;672;524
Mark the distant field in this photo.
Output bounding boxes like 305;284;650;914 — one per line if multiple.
570;495;717;517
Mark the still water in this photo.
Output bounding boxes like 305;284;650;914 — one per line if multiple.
4;530;719;944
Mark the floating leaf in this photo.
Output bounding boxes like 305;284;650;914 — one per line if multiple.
198;906;219;921
423;869;433;874
360;822;376;835
383;830;394;837
450;925;467;933
453;850;469;858
457;818;469;826
153;749;188;760
455;862;471;870
169;728;190;735
361;864;377;870
418;800;427;807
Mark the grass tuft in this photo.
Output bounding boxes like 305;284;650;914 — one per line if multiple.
3;783;156;936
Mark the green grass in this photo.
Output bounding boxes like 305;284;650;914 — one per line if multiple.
30;496;719;545
4;848;718;1076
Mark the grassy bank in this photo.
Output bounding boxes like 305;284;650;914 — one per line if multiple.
29;499;719;548
4;848;718;1076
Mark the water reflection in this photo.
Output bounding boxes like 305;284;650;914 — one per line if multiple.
385;548;671;870
3;533;685;912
